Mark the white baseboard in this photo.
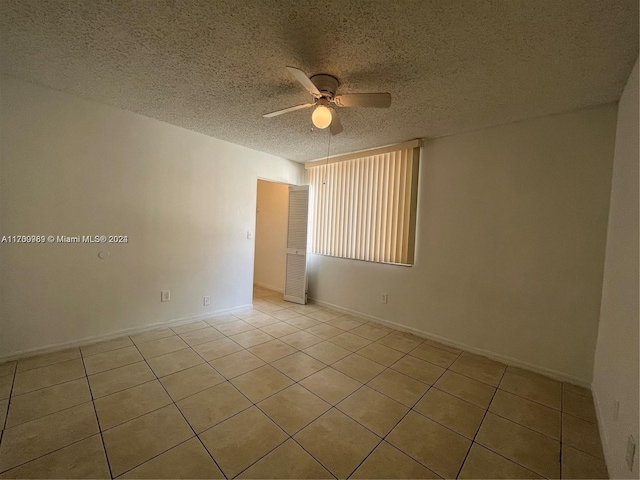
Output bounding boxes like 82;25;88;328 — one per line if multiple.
310;297;590;387
591;385;612;478
0;303;253;363
253;281;284;293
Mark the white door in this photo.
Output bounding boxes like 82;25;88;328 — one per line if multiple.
284;185;309;304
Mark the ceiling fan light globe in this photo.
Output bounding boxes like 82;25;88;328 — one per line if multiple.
312;105;332;129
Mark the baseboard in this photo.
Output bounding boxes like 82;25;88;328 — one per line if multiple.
591;385;612;478
310;297;591;387
253;281;284;293
0;303;253;363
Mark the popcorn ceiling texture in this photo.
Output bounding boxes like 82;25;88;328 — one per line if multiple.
0;0;637;162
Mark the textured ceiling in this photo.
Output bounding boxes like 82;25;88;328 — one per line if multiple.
1;1;637;162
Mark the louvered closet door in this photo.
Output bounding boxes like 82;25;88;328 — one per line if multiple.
284;185;309;304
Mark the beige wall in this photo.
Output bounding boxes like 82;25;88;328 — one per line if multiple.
254;180;290;292
308;104;617;383
0;76;304;359
592;59;639;479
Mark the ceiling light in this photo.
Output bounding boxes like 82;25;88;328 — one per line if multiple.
312;105;332;129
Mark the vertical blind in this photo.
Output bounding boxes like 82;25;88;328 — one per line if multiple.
306;142;420;265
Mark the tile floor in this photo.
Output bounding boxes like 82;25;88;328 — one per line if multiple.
0;286;608;479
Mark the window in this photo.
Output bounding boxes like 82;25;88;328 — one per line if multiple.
306;140;421;265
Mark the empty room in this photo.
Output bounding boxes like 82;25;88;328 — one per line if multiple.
0;1;638;479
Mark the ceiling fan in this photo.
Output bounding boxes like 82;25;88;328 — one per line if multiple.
263;67;392;135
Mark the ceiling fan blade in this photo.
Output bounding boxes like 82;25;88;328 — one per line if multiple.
333;93;391;108
263;103;314;118
286;67;321;97
329;108;343;135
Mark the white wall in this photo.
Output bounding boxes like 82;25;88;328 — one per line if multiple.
0;76;304;358
592;59;639;479
254;179;289;292
308;105;618;383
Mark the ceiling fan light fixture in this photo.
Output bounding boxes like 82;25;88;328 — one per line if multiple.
312;104;332;129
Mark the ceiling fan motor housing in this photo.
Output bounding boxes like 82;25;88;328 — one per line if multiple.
310;74;339;99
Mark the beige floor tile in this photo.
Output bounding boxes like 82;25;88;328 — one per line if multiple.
421;338;462;354
81;337;133;357
368;321;395;332
83;346;143;376
231;365;293;403
329;332;372;351
288;304;324;315
409;343;459;368
506;365;554;383
204;314;238;326
0;402;98;472
146;348;203;377
561;445;608;479
254;303;287;314
0;434;109;479
120;438;224;479
387;410;470;478
192;337;243;361
237;439;332;479
332;353;386;383
489;389;561;439
130;328;175;345
176;382;251;433
259;322;299;338
327;316;365;331
159;363;225;402
6;378;91;428
377;333;422;353
305;323;344;340
562;413;604;458
271;352;325;381
434;370;496;408
199;407;287;478
215;320;255;336
303;341;351;364
563;382;592;398
357;343;404;367
88;361;155;399
300;367;361;404
0;363;16;378
12;359;86;395
563;390;597;423
280;330;324;349
285;316;321;329
229;329;274;348
368;369;429;407
414;387;485;439
307;310;343;322
0;399;7;427
0;375;12;401
179;327;225;347
449;352;506;387
458;443;542;479
171;320;210;335
234;309;268;320
210;350;265;379
136;336;189;359
257;384;331;435
102;404;193;477
351;324;389;341
294;409;380;478
244;316;283;330
248;339;297;363
499;371;561;410
390;355;445;385
476;412;560;478
95;380;171;430
269;309;301;321
351;441;439;479
337;386;408;436
16;348;81;373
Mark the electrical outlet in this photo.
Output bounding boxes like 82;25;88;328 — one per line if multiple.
203;295;211;306
247;231;253;239
614;399;620;421
381;293;388;304
161;290;170;302
627;435;636;471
